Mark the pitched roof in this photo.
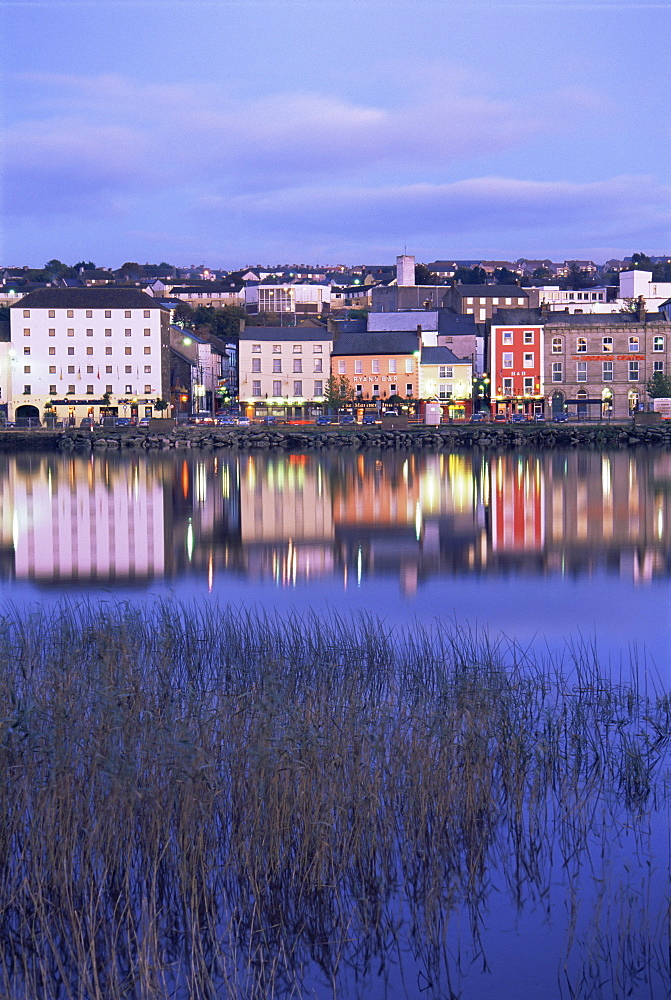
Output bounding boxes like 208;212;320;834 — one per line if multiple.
420;346;469;365
453;284;527;297
332;333;419;356
11;287;165;310
240;326;331;342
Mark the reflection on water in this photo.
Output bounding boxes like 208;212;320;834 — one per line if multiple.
2;448;671;588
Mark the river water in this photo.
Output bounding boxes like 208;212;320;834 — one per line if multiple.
0;446;669;998
2;447;670;679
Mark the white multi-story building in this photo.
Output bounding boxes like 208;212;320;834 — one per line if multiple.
244;282;331;316
238;326;333;414
7;288;170;424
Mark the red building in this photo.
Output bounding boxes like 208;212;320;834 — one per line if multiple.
490;313;545;418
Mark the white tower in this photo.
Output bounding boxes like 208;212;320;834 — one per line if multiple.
396;254;415;286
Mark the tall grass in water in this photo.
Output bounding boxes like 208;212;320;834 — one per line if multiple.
0;602;668;999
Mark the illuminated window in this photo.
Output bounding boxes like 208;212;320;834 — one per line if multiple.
524;330;534;344
124;347;132;355
48;310;55;318
105;311;111;318
67;310;74;318
524;377;534;393
86;385;93;394
388;359;397;374
576;338;586;353
602;337;613;353
67;329;74;337
144;385;151;393
23;365;30;373
49;366;56;373
23;346;30;355
293;344;302;353
49;329;55;337
144;329;151;336
503;353;513;368
502;331;513;344
144;365;151;373
23;329;30;337
86;347;93;355
628;337;639;351
654;336;664;352
143;347;151;355
371;359;380;374
105;347;112;355
49;347;55;355
523;353;534;368
552;337;562;353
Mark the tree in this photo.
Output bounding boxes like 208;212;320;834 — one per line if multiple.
455;266;486;285
191;305;246;341
494;267;519;285
154;397;169;412
172;301;194;327
646;371;671;398
44;259;75;279
73;260;96;271
116;262;145;279
631;252;653;271
323;375;354;412
0;306;9;322
414;263;433;285
532;266;552;281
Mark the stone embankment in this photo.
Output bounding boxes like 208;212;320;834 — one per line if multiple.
1;422;671;453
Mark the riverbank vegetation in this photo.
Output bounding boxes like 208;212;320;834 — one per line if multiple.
0;602;668;998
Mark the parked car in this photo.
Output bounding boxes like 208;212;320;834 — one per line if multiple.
80;417;95;428
236;416;251;427
554;413;569;423
138;417;151;427
493;413;507;422
217;416;237;426
470;412;486;422
362;414;378;425
316;415;333;425
534;413;546;422
116;417;131;427
263;416;277;425
338;414;355;425
510;414;526;423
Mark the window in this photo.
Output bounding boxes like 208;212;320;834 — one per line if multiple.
439;384;451;399
23;346;30;355
406;359;414;373
144;310;150;318
523;330;534;344
24;385;31;394
314;380;323;396
68;385;75;394
524;377;534;393
143;347;151;355
371;359;380;374
49;385;56;394
49;347;55;355
602;361;613;381
293;380;302;395
356;385;362;394
67;347;74;355
654;336;664;352
523;353;534;368
337;360;346;375
576;362;587;382
388;359;397;374
552;337;562;354
68;366;75;373
602;337;613;353
87;366;93;373
48;310;55;318
86;347;93;355
125;384;132;393
372;385;380;394
105;311;111;318
125;366;132;373
125;311;131;318
552;362;563;382
22;310;30;318
576;338;586;353
272;359;281;373
252;344;261;352
23;366;30;374
67;310;74;318
86;328;93;337
252;380;261;396
105;347;112;355
502;331;513;344
49;329;55;337
106;384;112;393
49;366;56;374
293;344;302;353
86;310;92;318
86;385;93;394
629;361;639;381
406;383;413;394
125;329;132;337
272;344;281;353
293;359;302;373
503;378;513;395
144;329;151;337
628;337;639;351
67;329;74;337
390;384;397;393
654;360;664;373
124;347;132;355
144;365;151;373
313;344;322;353
314;358;323;373
105;329;112;337
502;353;513;368
23;329;30;337
252;358;261;372
354;360;362;374
144;385;151;393
272;380;282;395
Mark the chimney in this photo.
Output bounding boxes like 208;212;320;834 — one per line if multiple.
636;295;646;322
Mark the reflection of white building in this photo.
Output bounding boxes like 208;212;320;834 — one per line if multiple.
0;456;166;581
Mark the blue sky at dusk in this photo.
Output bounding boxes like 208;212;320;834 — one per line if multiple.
2;0;669;269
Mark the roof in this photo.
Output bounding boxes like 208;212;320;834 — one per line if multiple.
240;326;332;342
420;346;469;365
437;312;478;334
332;333;419;356
11;287;166;310
453;284;528;298
0;321;10;343
491;308;671;327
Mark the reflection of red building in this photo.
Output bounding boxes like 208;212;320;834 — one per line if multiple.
490;456;545;551
490;315;544;418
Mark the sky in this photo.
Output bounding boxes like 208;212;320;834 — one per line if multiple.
1;0;670;269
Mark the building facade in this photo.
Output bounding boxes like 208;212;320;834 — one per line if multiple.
7;288;170;424
490;313;545;417
331;333;420;402
238;326;333;414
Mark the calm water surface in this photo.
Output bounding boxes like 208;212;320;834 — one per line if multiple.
2;447;670;676
0;447;669;998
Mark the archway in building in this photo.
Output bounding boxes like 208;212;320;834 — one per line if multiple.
577;389;588;420
551;390;565;417
15;404;40;426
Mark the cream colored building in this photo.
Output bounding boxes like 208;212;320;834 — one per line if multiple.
238;325;333;408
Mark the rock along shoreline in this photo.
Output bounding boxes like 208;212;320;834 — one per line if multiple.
1;422;670;454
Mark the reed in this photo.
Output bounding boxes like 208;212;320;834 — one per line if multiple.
0;601;668;999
